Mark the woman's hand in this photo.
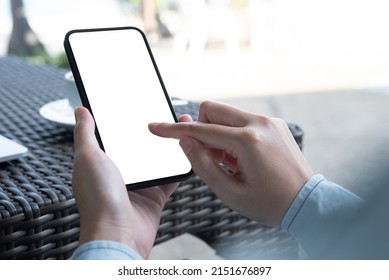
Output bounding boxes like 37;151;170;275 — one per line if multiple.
149;101;314;226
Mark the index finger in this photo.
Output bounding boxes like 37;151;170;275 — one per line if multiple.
148;121;242;154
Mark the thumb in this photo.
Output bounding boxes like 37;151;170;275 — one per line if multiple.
179;137;232;189
73;107;99;153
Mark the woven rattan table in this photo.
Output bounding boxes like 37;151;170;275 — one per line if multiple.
0;56;300;260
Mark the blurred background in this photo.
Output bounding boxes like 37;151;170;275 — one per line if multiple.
1;0;389;198
1;0;389;100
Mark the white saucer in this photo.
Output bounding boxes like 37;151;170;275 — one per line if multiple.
171;99;189;106
39;99;75;128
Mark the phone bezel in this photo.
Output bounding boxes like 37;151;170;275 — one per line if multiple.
64;26;193;190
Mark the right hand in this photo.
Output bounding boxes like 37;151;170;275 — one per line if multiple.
149;101;314;226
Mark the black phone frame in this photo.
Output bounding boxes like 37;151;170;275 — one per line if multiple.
64;26;193;190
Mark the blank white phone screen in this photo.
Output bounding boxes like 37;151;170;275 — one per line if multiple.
68;28;191;186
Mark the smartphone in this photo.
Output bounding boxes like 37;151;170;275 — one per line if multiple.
64;26;193;190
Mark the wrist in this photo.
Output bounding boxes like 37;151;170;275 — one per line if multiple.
268;171;314;227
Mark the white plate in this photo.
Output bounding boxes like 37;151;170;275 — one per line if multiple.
39;99;75;128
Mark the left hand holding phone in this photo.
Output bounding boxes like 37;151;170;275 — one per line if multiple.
72;106;192;258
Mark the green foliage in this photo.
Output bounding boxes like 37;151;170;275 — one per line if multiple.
19;50;70;69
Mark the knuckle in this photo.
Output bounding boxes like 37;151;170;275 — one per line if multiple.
256;114;273;126
238;127;262;144
199;100;212;110
254;115;288;131
239;116;287;145
199;100;212;117
271;117;288;126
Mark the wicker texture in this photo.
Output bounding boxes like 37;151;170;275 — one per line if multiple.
0;57;300;260
0;58;78;259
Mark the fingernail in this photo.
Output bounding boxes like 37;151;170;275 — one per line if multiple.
148;122;162;132
180;138;194;154
74;107;83;124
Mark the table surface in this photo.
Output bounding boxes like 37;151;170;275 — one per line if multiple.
0;57;80;259
0;56;298;260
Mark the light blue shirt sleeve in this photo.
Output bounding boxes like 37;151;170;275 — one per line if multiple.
69;240;143;260
69;175;366;260
282;174;364;258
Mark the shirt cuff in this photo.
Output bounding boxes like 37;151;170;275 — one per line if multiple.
281;174;326;231
69;240;143;260
281;174;364;233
